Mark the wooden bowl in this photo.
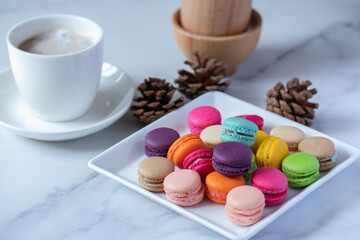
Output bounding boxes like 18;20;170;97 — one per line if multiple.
172;9;262;75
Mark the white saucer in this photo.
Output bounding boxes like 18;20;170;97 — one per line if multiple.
0;63;134;141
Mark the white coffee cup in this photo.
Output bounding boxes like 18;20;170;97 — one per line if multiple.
7;15;103;122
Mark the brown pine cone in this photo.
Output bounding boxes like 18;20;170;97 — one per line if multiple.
175;51;231;99
131;77;184;124
266;78;319;126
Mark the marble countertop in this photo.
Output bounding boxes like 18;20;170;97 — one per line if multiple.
1;0;360;239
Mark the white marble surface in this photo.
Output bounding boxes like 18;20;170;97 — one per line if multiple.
1;0;360;239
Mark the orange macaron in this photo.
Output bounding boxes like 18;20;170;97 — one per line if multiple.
167;134;207;168
205;171;246;204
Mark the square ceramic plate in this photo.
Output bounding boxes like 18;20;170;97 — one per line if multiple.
88;92;360;240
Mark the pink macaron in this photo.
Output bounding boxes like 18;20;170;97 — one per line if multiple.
164;169;205;207
188;106;221;135
237;115;264;130
183;149;214;181
225;186;265;226
251;167;288;206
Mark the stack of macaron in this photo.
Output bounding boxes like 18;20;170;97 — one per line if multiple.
137;105;338;227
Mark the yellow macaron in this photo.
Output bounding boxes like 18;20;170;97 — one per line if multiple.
250;130;268;153
256;136;289;169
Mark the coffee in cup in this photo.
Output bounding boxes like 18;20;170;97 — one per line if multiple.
18;28;93;55
7;15;103;122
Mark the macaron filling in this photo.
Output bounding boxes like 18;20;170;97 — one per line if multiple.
222;163;251;168
187;158;205;169
263;190;287;198
144;145;167;157
213;158;251;170
206;189;227;200
140;178;163;184
263;191;287;206
284;171;319;186
263;189;287;198
283;170;318;178
226;205;264;218
212;160;251;176
223;123;258;137
166;184;205;203
167;193;200;201
330;151;337;162
224;129;254;138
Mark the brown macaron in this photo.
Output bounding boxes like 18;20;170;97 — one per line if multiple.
138;157;175;192
270;126;305;151
298;137;337;171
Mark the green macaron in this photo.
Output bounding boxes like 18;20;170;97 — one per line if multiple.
243;153;256;181
221;117;258;147
281;152;320;187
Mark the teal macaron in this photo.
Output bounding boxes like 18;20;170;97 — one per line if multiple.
281;152;320;187
221;117;258;147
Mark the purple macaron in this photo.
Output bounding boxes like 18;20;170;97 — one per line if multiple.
145;127;180;157
212;142;252;176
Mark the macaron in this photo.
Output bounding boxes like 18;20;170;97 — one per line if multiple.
221;117;258;147
200;125;223;149
212;142;252;176
251;167;288;206
138;157;175;192
237;115;264;130
164;169;205;206
298;137;337;171
225;186;265;226
183;149;214;181
270;126;305;151
205;171;246;204
167;134;207;169
145;127;180;157
188;106;221;135
243;153;256;181
250;130;268;154
256;136;289;170
282;152;320;187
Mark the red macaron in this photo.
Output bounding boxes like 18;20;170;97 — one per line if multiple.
188;106;221;135
183;149;214;181
251;167;288;206
237;115;264;130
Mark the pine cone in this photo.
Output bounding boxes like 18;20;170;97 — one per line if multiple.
266;78;319;126
131;77;184;124
175;51;231;99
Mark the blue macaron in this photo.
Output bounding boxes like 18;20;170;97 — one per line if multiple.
221;117;258;147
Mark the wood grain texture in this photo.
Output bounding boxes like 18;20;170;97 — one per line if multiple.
181;0;252;36
172;9;262;75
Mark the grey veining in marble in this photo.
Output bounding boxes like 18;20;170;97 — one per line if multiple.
1;0;360;239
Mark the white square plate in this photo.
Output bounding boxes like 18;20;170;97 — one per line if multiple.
88;92;360;240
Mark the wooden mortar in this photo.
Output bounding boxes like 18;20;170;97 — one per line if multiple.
172;9;262;75
181;0;252;36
